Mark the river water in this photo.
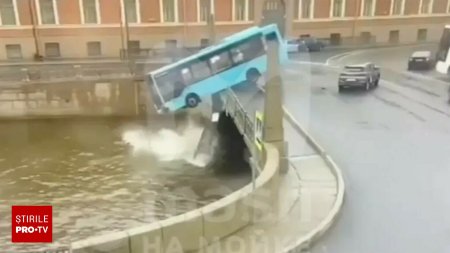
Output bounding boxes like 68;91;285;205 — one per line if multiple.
0;116;250;252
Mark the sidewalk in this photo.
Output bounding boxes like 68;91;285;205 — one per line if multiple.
194;116;342;253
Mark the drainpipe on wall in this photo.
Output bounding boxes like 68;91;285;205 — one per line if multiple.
119;4;126;60
123;0;134;74
351;0;360;45
207;0;216;45
29;0;42;61
183;0;188;51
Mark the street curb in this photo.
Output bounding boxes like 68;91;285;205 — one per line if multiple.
282;108;345;253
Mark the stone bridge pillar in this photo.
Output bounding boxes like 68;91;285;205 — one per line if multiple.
261;0;288;174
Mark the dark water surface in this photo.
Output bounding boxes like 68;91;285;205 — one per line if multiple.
0;117;250;252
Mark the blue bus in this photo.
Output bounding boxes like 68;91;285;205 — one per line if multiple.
147;24;288;113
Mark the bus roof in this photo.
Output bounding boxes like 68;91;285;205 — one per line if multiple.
148;24;279;77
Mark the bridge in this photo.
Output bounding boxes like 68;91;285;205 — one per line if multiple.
37;58;341;253
0;49;345;253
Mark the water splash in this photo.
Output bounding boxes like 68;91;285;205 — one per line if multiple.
122;120;216;168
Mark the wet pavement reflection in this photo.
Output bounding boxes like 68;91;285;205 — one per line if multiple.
0;117;250;252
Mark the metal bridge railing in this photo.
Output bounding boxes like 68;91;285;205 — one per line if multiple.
222;88;256;156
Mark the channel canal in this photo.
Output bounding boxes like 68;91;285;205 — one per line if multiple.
0;115;250;252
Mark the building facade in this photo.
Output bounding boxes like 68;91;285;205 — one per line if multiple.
0;0;449;61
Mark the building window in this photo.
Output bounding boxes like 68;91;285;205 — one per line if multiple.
199;0;213;22
294;0;300;19
123;0;138;23
332;0;344;17
81;0;99;24
248;0;254;20
235;0;245;20
234;0;253;21
200;38;209;48
330;33;341;45
162;0;177;22
128;40;140;55
295;0;313;19
389;30;400;43
87;41;101;56
417;29;427;41
0;0;18;25
165;39;177;49
391;0;404;15
38;0;58;24
362;0;375;16
302;0;313;18
5;44;22;59
360;32;372;44
45;42;60;57
420;0;432;14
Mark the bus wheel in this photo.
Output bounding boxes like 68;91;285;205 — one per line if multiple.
246;68;261;84
185;93;200;108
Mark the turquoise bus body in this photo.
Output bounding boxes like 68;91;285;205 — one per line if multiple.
148;24;288;113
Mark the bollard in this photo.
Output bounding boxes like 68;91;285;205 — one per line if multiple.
21;68;30;82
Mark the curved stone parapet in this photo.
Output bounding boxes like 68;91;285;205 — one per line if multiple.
70;143;280;253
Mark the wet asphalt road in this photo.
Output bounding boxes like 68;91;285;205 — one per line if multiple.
282;45;450;253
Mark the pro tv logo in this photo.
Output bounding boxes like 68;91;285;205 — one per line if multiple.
11;205;52;243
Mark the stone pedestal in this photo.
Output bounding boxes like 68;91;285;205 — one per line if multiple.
263;37;288;174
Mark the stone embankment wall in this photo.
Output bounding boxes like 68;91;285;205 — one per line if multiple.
0;79;150;118
0;62;167;118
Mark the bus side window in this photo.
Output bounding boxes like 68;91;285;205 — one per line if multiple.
237;37;264;61
210;51;232;73
181;67;193;85
231;48;244;64
191;59;212;82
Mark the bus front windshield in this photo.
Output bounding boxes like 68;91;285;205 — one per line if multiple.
154;71;185;103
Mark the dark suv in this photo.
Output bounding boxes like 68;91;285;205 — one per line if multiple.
338;63;381;92
408;51;434;70
299;37;326;52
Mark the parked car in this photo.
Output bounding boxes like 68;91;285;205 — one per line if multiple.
338;63;380;92
286;39;309;53
408;51;434;70
299;37;326;52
